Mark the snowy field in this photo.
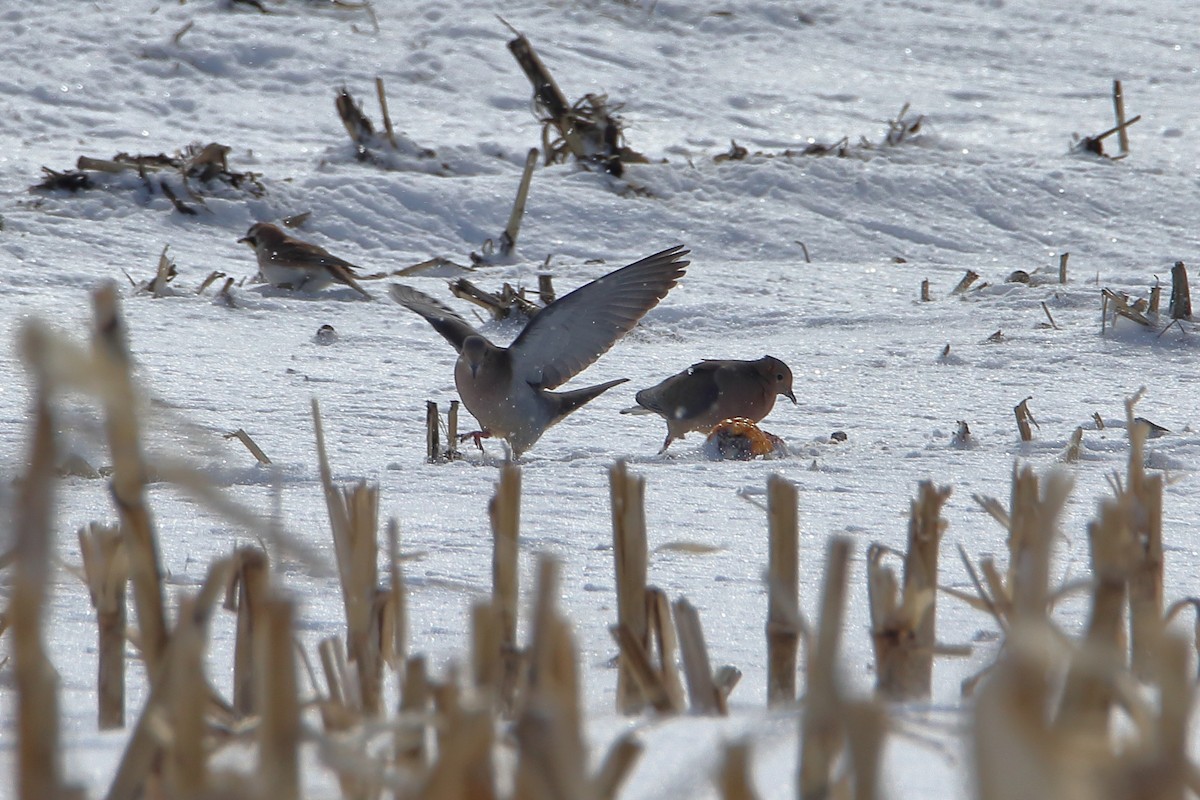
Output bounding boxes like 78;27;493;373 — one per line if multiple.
2;0;1199;796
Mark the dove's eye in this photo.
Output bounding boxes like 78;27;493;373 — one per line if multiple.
776;373;785;381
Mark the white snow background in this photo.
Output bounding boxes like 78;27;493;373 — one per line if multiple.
2;0;1200;796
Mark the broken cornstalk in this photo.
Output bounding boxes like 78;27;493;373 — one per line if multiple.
79;522;128;730
499;148;538;256
313;399;385;715
799;537;852;800
766;474;801;706
258;595;300;800
610;460;650;714
1112;79;1130;156
504;22;645;176
490;462;522;714
231;546;270;717
1054;496;1129;733
374;76;397;148
1169;261;1191;320
13;325;70;800
426;400;440;462
674;598;726;715
951;270;980;295
869;482;950;700
93;284;169;674
450;277;541;321
1014;396;1037;442
1124;393;1165;681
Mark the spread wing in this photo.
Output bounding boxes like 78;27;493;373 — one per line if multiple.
389;284;483;353
508;245;689;389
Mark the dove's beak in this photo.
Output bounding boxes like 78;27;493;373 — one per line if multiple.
786;390;797;405
237;236;253;246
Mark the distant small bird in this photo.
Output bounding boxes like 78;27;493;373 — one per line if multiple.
238;223;372;299
1133;416;1170;439
622;356;797;452
390;245;689;457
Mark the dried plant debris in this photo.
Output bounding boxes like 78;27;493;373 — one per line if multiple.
448;277;542;321
227;0;378;23
1061;426;1084;461
713;140;750;163
714;137;851;162
223;429;272;465
712;104;922;162
951;270;980;295
392;256;475;278
1014;396;1038;442
1169;260;1192;320
121;245;181;297
36;167;93;192
883;102;924;146
146;245;177;297
33;142;264;214
541;92;649;176
281;211;312;228
1101;287;1156;330
506;24;648;178
195;271;227;294
1070;119;1140;158
1071;81;1140;159
333;86;445;172
213;277;238;308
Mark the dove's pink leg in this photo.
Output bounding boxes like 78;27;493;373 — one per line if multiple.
459;429;493;451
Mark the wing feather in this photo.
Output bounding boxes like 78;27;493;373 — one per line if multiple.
389;284;484;353
509;245;689;389
269;239;361;273
635;362;721;419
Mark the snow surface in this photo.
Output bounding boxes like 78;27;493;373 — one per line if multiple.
2;0;1200;797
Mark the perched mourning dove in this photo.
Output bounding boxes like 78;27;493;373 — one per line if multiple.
238;222;372;299
390;244;690;457
622;356;796;452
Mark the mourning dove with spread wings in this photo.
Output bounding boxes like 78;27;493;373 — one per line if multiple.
390;245;689;457
622;356;796;452
239;223;373;299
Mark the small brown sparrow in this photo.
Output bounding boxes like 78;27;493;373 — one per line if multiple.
238;222;372;299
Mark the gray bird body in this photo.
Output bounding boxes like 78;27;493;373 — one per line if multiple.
623;356;796;452
391;244;690;457
239;222;372;299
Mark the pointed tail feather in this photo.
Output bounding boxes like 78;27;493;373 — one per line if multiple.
620;404;656;415
550;378;629;426
327;264;373;299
